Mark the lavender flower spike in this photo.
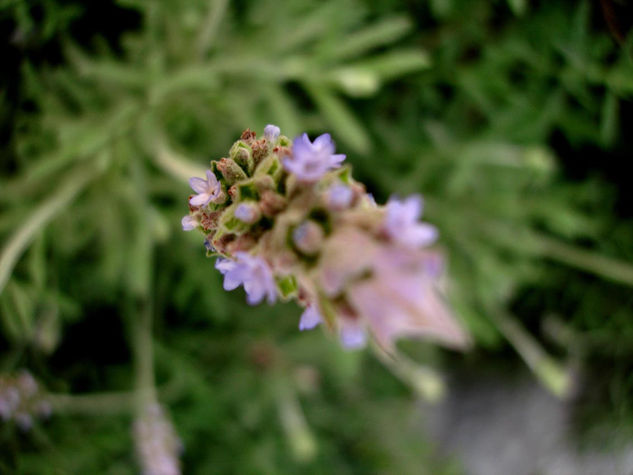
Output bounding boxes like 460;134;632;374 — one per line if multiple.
383;195;438;248
189;170;221;208
284;133;346;182
264;124;280;142
215;252;277;305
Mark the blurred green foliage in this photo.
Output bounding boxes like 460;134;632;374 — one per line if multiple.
1;0;633;472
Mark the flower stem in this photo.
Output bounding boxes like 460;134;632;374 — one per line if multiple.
0;161;105;296
533;233;633;287
491;310;573;398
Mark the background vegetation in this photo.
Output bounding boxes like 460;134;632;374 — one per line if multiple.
1;0;632;472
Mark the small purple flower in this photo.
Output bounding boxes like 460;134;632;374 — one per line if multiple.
339;318;367;349
284;133;346;182
235;202;260;224
215;252;277;305
264;124;280;142
383;195;438;248
326;184;354;210
181;215;197;231
189;170;221;208
299;305;322;331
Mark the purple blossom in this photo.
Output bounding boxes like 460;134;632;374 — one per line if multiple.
215;252;277;305
181;215;197;231
339;318;367;349
284;133;345;182
299;305;322;331
346;246;468;350
189;170;221;208
326;184;354;210
264;124;280;142
383;195;438;248
234;202;260;224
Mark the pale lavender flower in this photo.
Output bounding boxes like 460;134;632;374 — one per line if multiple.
339;318;367;349
235;202;260;224
284;133;346;182
189;170;221;208
215;252;277;305
347;246;468;350
134;403;182;475
0;370;50;429
181;215;197;231
264;124;281;142
326;184;354;210
292;221;324;255
299;305;322;331
383;195;438;248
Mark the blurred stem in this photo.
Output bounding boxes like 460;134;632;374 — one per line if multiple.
196;0;229;59
533;232;633;287
153;142;207;184
0;161;105;296
275;374;317;463
371;343;445;403
132;295;157;408
491;310;573;399
48;391;135;415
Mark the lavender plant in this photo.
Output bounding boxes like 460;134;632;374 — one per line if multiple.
182;126;469;352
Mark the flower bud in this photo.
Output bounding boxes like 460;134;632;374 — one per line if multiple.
293;221;324;256
217;157;248;184
235;202;261;224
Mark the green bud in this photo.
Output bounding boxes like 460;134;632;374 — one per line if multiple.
254;154;283;183
217;157;248;184
229;141;255;174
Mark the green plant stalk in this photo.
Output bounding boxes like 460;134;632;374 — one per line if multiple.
48;391;136;415
533;232;633;287
371;343;446;402
0;161;105;296
275;377;317;463
491;310;573;398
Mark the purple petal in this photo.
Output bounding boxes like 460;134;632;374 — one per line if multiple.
327;184;353;210
339;319;367;349
189;193;211;207
189;177;208;194
264;124;280;141
181;215;197;231
313;133;333;150
299;305;322;331
329;153;346;167
205;170;218;188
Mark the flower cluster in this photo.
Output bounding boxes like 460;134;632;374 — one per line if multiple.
134;403;182;475
0;371;51;430
182;126;468;351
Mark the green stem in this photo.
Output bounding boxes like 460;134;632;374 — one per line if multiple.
371;343;445;402
0;161;104;296
275;376;317;463
48;391;135;415
152;142;207;184
491;310;573;398
132;297;157;408
533;233;633;287
196;0;229;59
